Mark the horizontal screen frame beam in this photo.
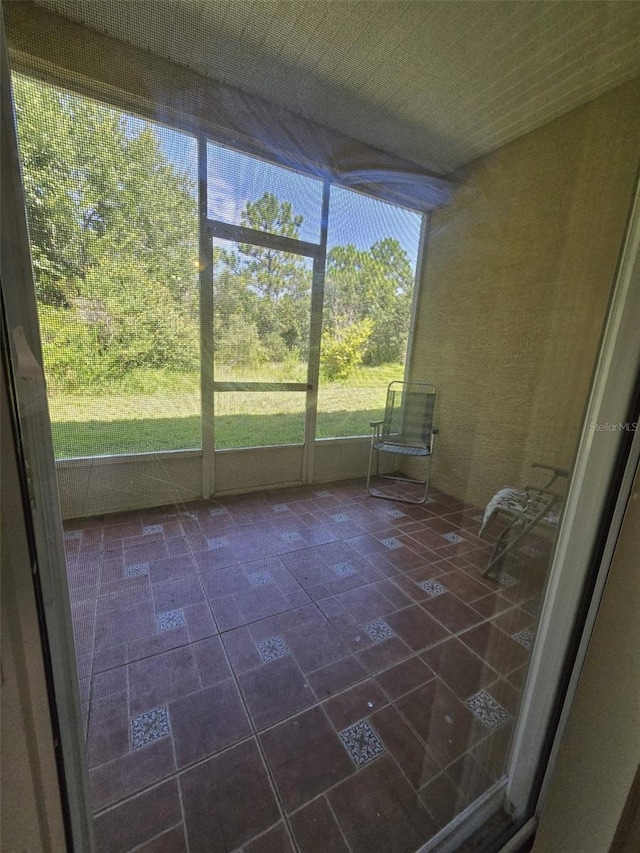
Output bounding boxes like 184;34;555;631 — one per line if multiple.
213;382;310;392
207;218;322;259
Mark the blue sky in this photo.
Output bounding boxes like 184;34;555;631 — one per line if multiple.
154;124;422;268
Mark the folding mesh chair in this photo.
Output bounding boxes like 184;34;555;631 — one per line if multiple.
366;381;438;505
479;463;569;577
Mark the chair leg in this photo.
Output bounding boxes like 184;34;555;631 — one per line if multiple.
366;439;376;496
483;524;514;577
368;454;433;505
422;455;432;504
483;499;558;577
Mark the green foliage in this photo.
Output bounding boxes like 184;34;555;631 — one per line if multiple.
14;73;417;405
215;316;268;369
322;237;413;366
13;74;198;388
320;319;373;381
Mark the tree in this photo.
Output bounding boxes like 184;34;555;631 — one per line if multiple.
216;192;311;360
12;74;199;385
323;237;414;367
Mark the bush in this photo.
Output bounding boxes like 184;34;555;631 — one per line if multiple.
38;255;200;390
215;316;268;370
320;319;373;381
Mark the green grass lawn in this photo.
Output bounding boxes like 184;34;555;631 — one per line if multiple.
47;363;403;457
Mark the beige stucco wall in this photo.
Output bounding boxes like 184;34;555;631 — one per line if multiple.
532;468;640;853
410;77;640;507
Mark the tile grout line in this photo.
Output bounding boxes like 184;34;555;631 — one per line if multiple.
215;610;303;853
76;487;538;848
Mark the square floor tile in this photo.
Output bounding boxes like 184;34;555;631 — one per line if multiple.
180;739;281;852
124;562;149;578
397;680;480;766
332;562;357;578
171;682;251;768
93;779;181;853
248;570;274;587
239;655;314;730
257;636;290;662
512;628;534;649
381;537;402;550
156;608;186;632
419;579;447;598
131;707;170;749
128;645;201;715
443;532;464;543
328;754;436;853
340;719;385;768
465;690;512;729
259;706;353;812
290;798;350;853
364;619;395;643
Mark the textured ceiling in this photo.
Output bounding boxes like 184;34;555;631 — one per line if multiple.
26;0;640;173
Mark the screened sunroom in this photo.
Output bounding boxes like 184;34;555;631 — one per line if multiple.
2;3;640;853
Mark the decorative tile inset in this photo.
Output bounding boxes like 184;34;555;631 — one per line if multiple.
381;538;402;550
143;524;163;535
131;706;170;749
466;691;512;730
330;513;349;523
124;562;149;578
257;636;290;663
339;719;385;768
156;608;186;632
247;571;274;587
272;504;289;513
283;532;303;543
418;579;447;598
207;536;229;549
332;562;357;578
443;532;464;544
315;490;331;498
519;545;543;558
364;619;395;643
496;571;518;588
387;509;406;519
513;628;534;649
209;507;229;516
64;530;82;541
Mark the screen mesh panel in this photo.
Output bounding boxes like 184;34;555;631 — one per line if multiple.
12;73;200;458
207;141;324;243
212;238;313;384
316;186;422;439
6;8;624;853
213;391;306;449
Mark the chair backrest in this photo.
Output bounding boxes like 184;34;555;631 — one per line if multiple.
382;381;436;448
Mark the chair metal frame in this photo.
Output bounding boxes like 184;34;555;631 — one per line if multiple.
366;380;438;505
481;463;569;577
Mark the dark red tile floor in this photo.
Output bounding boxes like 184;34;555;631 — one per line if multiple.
64;479;548;853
